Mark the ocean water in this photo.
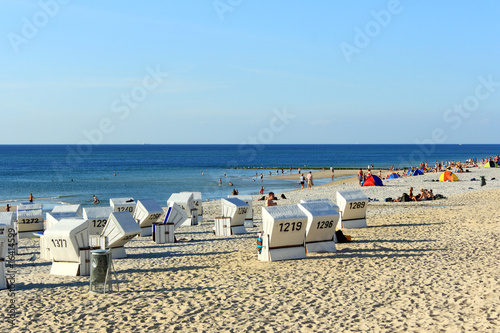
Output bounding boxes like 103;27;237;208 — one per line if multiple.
0;144;498;209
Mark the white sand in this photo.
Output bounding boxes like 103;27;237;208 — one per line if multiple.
1;166;499;332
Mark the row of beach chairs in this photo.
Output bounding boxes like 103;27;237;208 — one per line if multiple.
0;189;369;287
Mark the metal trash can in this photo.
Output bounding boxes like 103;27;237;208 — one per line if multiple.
89;249;112;293
481;176;486;187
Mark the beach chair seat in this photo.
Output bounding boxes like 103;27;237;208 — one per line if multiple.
181;192;203;223
83;207;114;237
167;193;197;226
110;197;136;215
0;235;6;289
152;202;189;244
258;205;307;262
100;212;141;259
133;199;163;237
44;218;91;276
218;198;249;235
298;201;339;253
0;212;17;255
336;190;369;229
228;195;254;227
16;203;44;238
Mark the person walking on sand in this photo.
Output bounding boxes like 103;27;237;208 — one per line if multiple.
299;173;305;190
28;193;34;202
306;171;313;190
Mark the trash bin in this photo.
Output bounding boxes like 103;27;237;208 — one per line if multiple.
480;176;486;187
89;249;112;293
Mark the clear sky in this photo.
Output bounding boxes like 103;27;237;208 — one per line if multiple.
1;0;499;144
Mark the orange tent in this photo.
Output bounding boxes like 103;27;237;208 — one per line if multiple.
439;170;459;182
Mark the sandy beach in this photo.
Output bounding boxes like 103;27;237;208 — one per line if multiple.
1;166;499;332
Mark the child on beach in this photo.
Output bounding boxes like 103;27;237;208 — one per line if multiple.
299;174;305;189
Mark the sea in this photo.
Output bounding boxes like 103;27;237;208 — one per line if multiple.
0;144;498;210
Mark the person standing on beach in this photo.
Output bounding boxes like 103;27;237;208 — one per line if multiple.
306;171;313;190
5;204;10;212
299;173;305;189
358;169;364;186
28;193;34;202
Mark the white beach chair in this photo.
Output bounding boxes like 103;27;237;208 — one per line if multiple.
133;199;163;237
83;206;114;237
100;212;141;259
44;218;91;276
40;212;84;261
0;212;17;255
152;202;188;244
216;198;249;235
227;195;254;227
258;205;307;262
0;235;7;290
167;192;197;226
182;192;203;222
336;190;369;229
298;201;339;253
16;203;44;239
110;197;136;215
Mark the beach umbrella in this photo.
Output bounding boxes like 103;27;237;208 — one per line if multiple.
362;175;383;186
439;170;459;182
387;173;400;179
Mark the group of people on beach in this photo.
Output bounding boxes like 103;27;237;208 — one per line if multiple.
299;171;314;190
256;192;286;206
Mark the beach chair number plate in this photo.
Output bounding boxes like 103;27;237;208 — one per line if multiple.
349;202;366;209
278;221;302;232
117;207;134;212
19;218;40;223
149;213;162;220
316;220;335;229
237;207;248;214
51;239;68;248
92;219;107;228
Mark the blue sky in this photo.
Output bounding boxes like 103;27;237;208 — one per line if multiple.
1;0;499;144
